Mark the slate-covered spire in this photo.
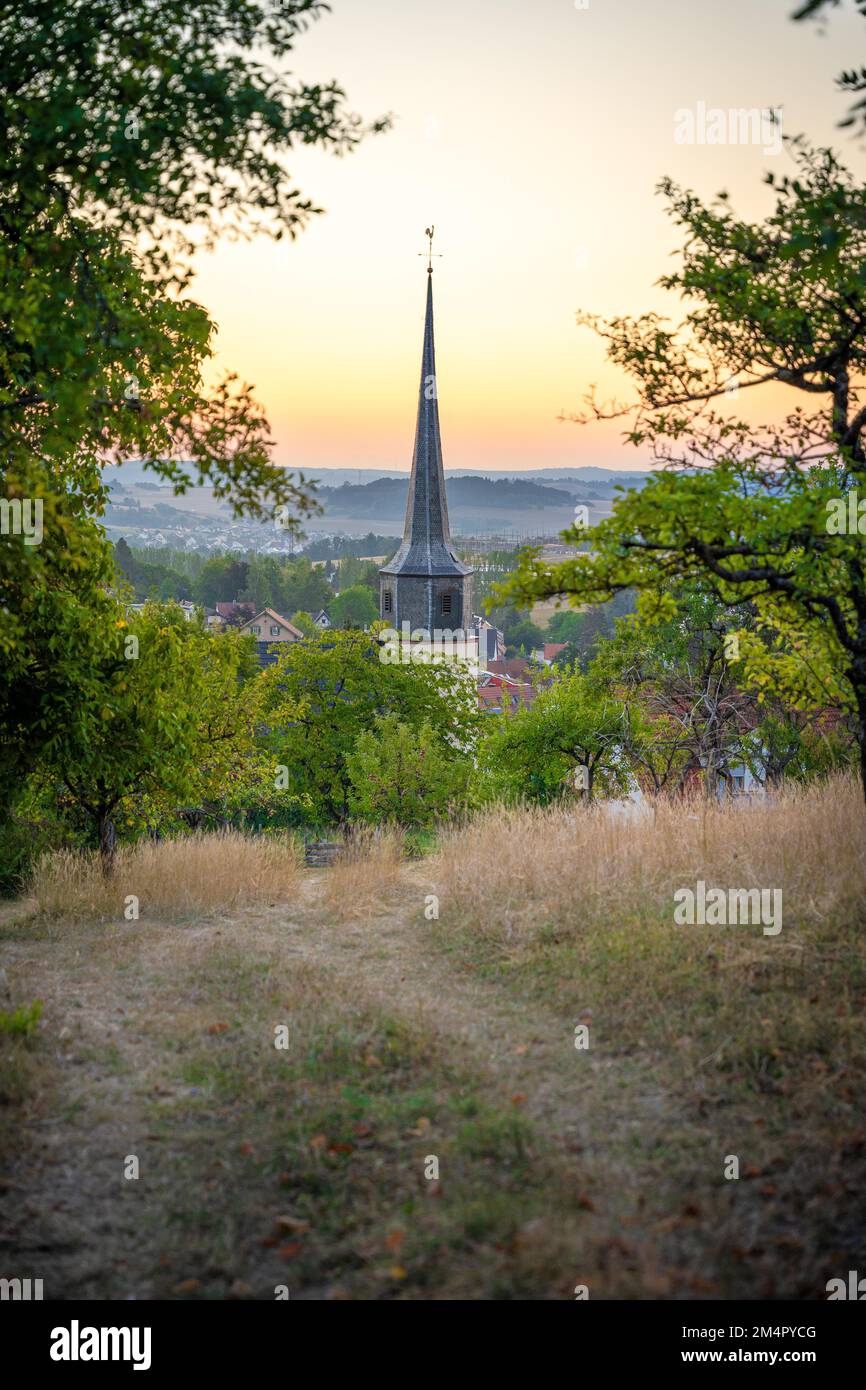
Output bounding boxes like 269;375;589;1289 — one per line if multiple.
380;270;472;581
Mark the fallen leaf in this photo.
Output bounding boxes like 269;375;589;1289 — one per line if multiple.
385;1229;405;1252
275;1215;310;1235
511;1093;527;1106
239;1141;253;1157
277;1242;303;1260
577;1192;595;1211
174;1278;200;1294
389;1265;407;1280
208;1022;229;1035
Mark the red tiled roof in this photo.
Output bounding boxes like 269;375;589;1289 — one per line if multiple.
215;601;256;621
240;608;304;640
477;676;538;711
487;658;535;681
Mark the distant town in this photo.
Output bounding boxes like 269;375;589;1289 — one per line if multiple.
101;461;650;554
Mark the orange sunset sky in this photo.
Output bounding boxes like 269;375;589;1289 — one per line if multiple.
191;0;864;474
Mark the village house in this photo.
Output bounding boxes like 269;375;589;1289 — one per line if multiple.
127;599;198;622
477;671;538;714
215;600;256;625
533;641;568;665
238;607;304;667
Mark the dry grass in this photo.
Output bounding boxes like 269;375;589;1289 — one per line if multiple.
0;912;592;1299
530;598;569;628
320;826;405;917
434;774;866;948
4;782;866;1298
425;774;866;1295
430;774;866;1078
28;831;303;920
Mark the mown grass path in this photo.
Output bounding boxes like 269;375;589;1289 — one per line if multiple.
1;853;862;1300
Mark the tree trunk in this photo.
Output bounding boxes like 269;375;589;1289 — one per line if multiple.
703;749;717;800
97;810;117;875
858;694;866;811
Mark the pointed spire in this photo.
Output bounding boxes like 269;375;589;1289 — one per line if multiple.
381;271;472;580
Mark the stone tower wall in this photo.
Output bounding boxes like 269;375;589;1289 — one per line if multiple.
380;572;473;634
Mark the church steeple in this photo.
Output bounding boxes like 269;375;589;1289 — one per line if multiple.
379;242;473;633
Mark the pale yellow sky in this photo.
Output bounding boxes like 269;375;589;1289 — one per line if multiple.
191;0;864;473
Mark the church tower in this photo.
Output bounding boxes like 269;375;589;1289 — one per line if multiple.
379;236;473;633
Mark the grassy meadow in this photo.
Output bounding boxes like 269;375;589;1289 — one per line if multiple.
1;777;864;1300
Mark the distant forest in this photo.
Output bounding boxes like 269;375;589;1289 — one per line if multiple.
320;475;577;518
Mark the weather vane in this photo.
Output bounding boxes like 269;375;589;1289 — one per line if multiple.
418;225;442;274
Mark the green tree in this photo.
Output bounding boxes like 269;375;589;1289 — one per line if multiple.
1;500;119;810
588;587;756;797
552;641;583;669
280;556;333;615
194;557;250;608
330;584;378;629
1;0;385;808
114;538;136;585
40;606;258;865
480;668;629;804
337;556;380;592
501;143;866;802
504;617;545;656
238;556;282;613
347;715;470;827
743;703;856;787
261;630;479;826
290;610;319;638
547;610;585;644
546;594;636;669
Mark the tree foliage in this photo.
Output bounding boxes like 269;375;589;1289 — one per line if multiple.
347;715;471;827
1;0;385;808
501;143;866;800
40;605;262;861
261;631;479;826
329;583;378;629
479;667;629;805
792;0;866;130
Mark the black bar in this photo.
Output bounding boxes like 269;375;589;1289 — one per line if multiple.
3;1298;860;1375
